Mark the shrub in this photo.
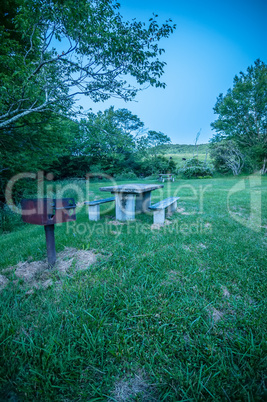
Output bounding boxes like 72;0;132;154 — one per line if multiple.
179;158;213;178
199;175;213;179
140;156;177;176
0;202;23;233
114;171;137;181
49;155;91;179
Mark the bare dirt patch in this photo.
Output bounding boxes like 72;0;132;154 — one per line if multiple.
55;247;98;274
164;219;173;225
162;270;182;286
208;306;224;323
204;222;212;228
151;223;163;230
151;219;172;230
108;220;125;226
221;286;231;298
177;207;192;215
182;245;192;252
110;230;121;235
4;247;101;292
109;371;158;402
197;243;207;249
0;274;9;291
230;206;248;218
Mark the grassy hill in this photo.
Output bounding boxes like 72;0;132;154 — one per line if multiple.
159;143;210;166
0;176;266;400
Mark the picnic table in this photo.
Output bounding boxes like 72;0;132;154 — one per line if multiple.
158;174;175;182
99;183;164;221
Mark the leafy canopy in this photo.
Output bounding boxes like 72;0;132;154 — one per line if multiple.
0;0;176;128
211;59;267;171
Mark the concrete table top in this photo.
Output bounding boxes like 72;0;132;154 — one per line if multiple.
99;183;164;194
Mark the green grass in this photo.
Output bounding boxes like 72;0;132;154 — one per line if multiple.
0;176;266;401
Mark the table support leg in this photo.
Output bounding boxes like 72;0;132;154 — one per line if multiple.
115;193;135;221
136;192;151;214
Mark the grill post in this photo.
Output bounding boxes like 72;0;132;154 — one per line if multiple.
44;224;56;268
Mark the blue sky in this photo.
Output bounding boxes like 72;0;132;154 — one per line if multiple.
83;0;267;144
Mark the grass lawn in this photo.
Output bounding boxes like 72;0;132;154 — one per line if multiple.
0;176;266;401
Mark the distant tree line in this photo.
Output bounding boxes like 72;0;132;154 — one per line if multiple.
0;105;175;203
49;107;175;180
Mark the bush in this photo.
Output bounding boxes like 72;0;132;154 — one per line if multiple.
0;202;23;233
143;174;158;180
179;158;213;178
49;155;91;179
140;156;177;176
114;171;137;181
198;175;213;179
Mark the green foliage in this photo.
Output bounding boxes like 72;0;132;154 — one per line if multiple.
137;130;171;156
209;141;248;176
1;115;76;170
47;107;173;179
0;116;77;202
196;175;213;179
211;59;267;173
0;101;175;205
50;155;91;179
49;107;141;178
0;1;176;203
0;0;175;129
114;171;138;180
78;107;137;161
0;202;22;233
209;142;233;174
140;155;176;175
0;0;175;200
179;158;213;178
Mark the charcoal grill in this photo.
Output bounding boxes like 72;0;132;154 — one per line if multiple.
21;198;76;267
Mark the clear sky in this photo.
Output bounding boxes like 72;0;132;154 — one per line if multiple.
82;0;267;144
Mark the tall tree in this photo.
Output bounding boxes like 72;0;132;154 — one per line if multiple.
137;130;171;156
211;59;267;172
209;140;245;176
136;130;172;174
78;107;138;160
54;107;143;176
0;0;175;129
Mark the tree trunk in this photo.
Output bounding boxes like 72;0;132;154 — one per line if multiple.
261;158;267;175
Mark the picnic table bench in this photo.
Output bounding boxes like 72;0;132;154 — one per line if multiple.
149;197;179;224
84;197;115;221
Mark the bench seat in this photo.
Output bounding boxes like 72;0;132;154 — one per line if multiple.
149;197;179;224
84;197;115;221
